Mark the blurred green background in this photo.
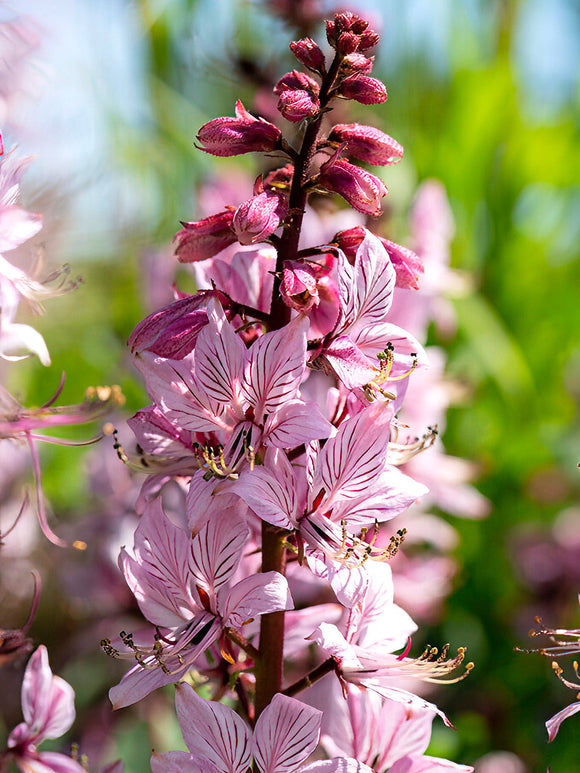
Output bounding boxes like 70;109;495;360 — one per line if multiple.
2;0;580;770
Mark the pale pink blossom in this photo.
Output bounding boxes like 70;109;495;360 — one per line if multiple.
5;646;85;773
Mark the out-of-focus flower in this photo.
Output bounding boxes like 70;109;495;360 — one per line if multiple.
0;382;122;546
0;570;40;665
4;645;85;773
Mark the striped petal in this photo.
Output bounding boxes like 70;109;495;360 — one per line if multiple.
253;694;321;773
244;316;308;419
189;514;249;597
175;683;252;773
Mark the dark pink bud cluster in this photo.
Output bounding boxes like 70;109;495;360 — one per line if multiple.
334;226;424;289
328;123;403;165
319;156;387;216
274;70;320;122
174;209;236;263
196;100;282;156
326;12;380;54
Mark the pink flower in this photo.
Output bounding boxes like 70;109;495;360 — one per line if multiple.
152;685;373;773
107;501;293;708
318;158;387;216
316;231;426;398
196;101;282;157
327;124;403;166
6;646;85;773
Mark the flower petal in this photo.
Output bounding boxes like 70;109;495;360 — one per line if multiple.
253;694;321;773
175;683;252;773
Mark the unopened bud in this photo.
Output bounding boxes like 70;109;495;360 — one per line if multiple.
339;74;387;104
318;157;387;216
289;38;326;73
174;209;236;262
274;70;320;122
358;30;380;51
128;294;211;358
328;123;403;166
337;31;359;55
196;100;282;157
341;53;374;75
232;192;288;245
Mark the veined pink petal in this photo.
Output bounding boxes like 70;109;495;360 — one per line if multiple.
121;499;195;627
190;514;250;596
546;700;580;742
175;683;252;773
321;336;378;390
244;316;308;419
388;755;474;772
312;401;393;505
109;657;192;710
339;232;396;333
195;299;248;409
331;468;428;526
235;452;298;530
263;400;332;449
151;751;218;773
221;572;293;628
351;322;427;370
252;694;321;773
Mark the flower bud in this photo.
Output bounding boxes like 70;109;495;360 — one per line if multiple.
196;100;282;157
336;31;359;55
328;123;403;166
289;38;325;73
232;191;288;245
128;294;211;359
339;75;387;104
174;209;236;263
341;53;374;75
274;70;320;122
280;258;340;336
358;30;380;51
318;158;387;216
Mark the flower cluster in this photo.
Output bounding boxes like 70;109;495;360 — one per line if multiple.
98;10;478;773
